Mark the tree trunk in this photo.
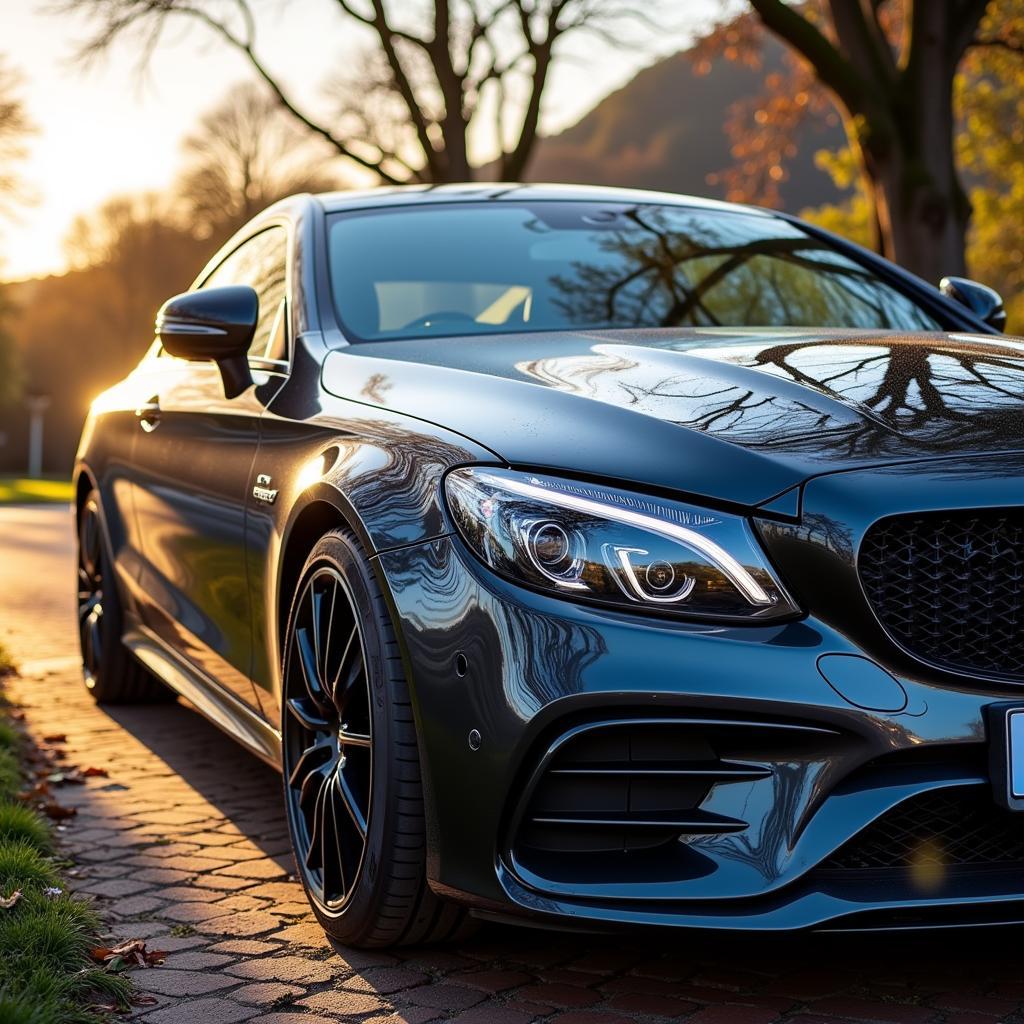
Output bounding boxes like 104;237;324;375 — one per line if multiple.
861;121;970;283
746;0;984;284
857;7;971;283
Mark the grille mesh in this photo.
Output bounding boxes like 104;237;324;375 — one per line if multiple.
825;787;1024;870
859;510;1024;679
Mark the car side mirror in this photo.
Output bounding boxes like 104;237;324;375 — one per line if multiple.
156;285;258;398
939;276;1007;332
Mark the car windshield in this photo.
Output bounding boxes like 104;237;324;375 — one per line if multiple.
327;201;944;341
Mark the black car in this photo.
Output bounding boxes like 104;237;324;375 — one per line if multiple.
76;184;1024;947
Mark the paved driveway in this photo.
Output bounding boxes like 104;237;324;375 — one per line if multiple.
2;504;1024;1024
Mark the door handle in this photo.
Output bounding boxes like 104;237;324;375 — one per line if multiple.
135;396;161;432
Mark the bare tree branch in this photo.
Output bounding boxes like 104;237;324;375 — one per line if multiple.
0;56;35;215
175;82;341;238
746;0;870;115
60;0;658;185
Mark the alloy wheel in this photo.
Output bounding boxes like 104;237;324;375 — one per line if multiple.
77;499;105;686
283;565;373;913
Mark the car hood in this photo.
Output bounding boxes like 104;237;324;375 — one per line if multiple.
321;327;1024;508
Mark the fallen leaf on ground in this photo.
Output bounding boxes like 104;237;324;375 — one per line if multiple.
81;766;109;777
0;890;21;909
42;733;67;743
91;939;168;968
41;802;76;820
17;780;52;802
47;771;85;785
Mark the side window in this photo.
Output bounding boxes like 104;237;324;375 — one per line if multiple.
200;226;289;360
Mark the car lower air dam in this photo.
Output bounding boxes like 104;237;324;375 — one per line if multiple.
444;467;799;622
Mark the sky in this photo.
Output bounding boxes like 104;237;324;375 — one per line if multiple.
0;1;725;282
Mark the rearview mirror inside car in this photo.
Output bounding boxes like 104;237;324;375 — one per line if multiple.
156;285;258;398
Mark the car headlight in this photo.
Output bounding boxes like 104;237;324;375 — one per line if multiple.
444;468;799;622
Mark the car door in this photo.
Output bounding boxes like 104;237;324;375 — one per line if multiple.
130;225;289;713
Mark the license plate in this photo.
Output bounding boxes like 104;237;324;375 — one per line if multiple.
987;704;1024;810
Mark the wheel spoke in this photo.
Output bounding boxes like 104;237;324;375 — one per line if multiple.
304;772;329;872
297;626;330;708
81;617;94;668
339;728;371;748
283;564;374;912
321;769;346;899
336;764;368;838
77;566;95;598
320;578;338;689
287;737;333;788
78;593;100;623
330;625;359;706
298;761;330;811
309;581;326;670
334;642;364;713
287;696;331;733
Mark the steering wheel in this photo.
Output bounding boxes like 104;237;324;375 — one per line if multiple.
399;310;479;332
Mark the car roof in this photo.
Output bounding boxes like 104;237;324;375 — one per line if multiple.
312;182;776;218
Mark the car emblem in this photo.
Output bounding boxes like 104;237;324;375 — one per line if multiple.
252;473;278;505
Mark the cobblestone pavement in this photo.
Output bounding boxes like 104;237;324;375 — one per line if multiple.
5;504;1024;1024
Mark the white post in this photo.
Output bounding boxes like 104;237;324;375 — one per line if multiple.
25;394;50;479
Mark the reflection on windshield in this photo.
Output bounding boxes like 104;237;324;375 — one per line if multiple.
328;203;943;341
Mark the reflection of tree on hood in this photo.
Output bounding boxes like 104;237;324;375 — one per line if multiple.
664;338;1024;459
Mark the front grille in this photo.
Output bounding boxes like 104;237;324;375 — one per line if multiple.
859;510;1024;679
825;786;1024;870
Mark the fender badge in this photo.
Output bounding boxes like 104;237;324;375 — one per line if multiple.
253;473;278;505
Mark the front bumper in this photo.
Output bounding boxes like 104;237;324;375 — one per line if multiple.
374;454;1024;932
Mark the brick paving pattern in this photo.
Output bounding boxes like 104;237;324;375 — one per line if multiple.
3;504;1024;1023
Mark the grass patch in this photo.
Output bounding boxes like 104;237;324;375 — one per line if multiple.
0;720;19;749
0;660;132;1021
0;478;74;505
0;749;20;804
0;805;52;853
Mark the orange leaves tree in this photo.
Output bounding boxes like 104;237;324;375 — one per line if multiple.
699;1;1014;284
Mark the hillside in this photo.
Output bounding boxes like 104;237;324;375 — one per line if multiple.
527;36;844;210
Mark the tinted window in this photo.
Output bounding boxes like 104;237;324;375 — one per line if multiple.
201;226;288;358
328;203;942;341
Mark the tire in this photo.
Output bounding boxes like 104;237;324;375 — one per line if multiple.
77;489;171;704
281;527;474;948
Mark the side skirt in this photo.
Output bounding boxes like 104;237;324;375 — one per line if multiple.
123;626;282;770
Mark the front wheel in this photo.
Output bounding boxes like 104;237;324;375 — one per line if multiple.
280;528;472;948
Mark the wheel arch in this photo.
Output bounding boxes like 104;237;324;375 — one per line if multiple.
275;483;382;657
74;465;98;523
